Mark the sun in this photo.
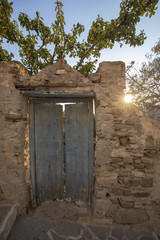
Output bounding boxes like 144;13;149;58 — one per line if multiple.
124;94;133;103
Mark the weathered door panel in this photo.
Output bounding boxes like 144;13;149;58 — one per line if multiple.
65;103;93;202
33;103;64;204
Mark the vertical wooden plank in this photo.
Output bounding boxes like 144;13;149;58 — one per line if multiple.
29;102;37;207
65;102;91;201
88;100;94;204
34;103;64;204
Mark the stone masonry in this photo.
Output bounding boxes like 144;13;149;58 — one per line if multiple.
0;60;160;234
0;62;29;213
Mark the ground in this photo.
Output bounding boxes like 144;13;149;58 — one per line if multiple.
8;200;159;240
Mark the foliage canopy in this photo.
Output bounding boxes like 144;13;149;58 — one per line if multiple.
0;0;159;75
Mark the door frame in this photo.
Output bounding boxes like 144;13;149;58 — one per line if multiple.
29;97;94;207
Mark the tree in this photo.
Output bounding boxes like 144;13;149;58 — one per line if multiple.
0;0;159;76
127;40;160;113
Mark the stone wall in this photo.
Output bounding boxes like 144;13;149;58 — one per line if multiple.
0;60;160;232
0;62;29;214
91;63;160;232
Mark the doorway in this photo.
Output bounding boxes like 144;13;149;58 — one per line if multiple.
29;98;94;206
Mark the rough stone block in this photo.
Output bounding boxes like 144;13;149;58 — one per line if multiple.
119;136;129;145
91;218;113;225
95;190;107;199
120;197;136;203
129;137;137;144
134;202;148;209
110;158;123;164
19;76;30;82
131;171;145;178
119;198;134;208
96;174;117;187
145;135;155;149
88;73;101;83
101;123;114;135
144;150;157;156
122;189;131;196
131;153;144;157
145;169;155;173
111;147;130;158
114;124;131;131
119;171;131;177
145;163;154;169
152;202;160;216
133;191;150;198
134;159;142;164
98;61;125;88
141;177;153;188
55;69;67;75
123;158;133;164
105;203;119;218
130;144;139;149
96;145;112;163
92;199;110;218
142;157;153;164
110;187;122;196
133;163;145;169
109;164;120;170
78;207;89;218
114;209;149;224
123;177;140;187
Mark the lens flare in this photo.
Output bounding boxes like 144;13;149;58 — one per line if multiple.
124;94;133;103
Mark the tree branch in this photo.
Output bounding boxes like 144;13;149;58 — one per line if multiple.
127;72;160;98
75;43;97;70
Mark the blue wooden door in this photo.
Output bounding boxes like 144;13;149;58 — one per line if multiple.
30;99;93;206
30;102;64;205
65;102;93;202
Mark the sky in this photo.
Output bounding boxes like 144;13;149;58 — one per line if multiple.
5;0;160;69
